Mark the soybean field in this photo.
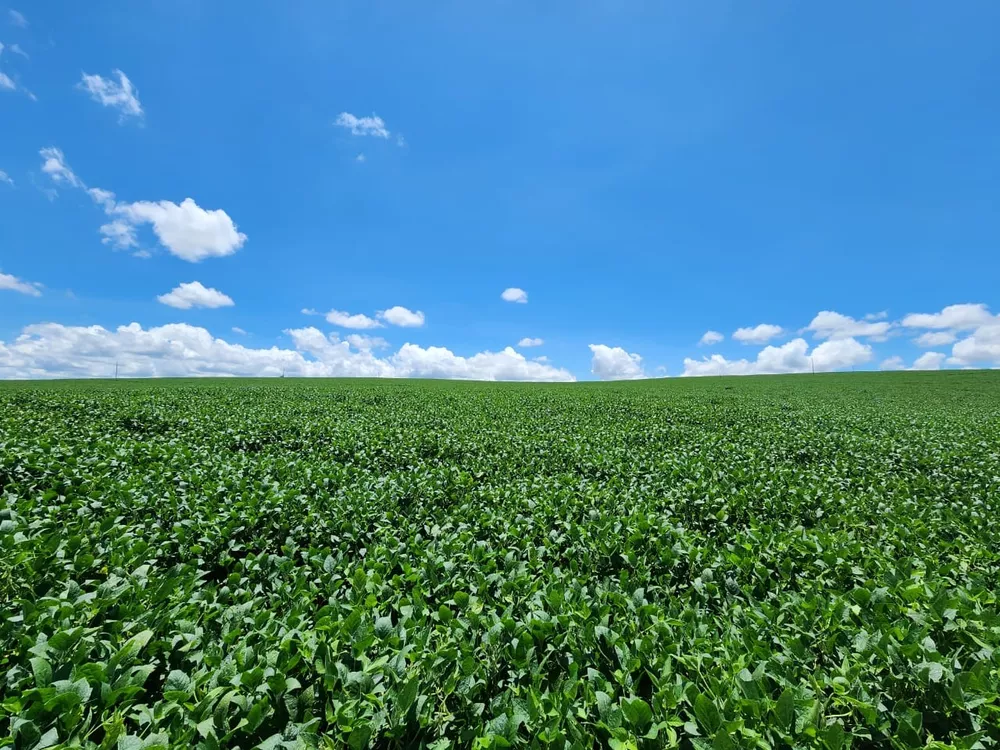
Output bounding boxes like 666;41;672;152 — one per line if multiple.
1;372;998;749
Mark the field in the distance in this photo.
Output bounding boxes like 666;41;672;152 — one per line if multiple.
1;373;998;749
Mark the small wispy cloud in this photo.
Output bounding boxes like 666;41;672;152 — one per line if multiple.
78;70;143;121
1;270;42;297
501;287;528;304
335;112;389;138
8;9;27;27
698;330;724;346
0;169;12;186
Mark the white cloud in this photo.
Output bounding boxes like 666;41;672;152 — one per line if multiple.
806;310;892;340
39;147;84;188
865;311;888;321
950;321;1000;367
732;323;783;344
682;337;871;376
392;343;572;382
880;356;905;371
98;219;138;249
9;42;26;58
0;169;12;185
87;187;116;207
110;199;246;261
346;333;388;351
379;306;425;327
902;303;993;331
914;331;956;347
325;309;383;330
8;10;27;27
534;355;549;362
40;148;246;262
335;112;389;138
301;308;319;316
232;327;247;335
0;322;575;382
0;71;13;90
911;351;946;371
157;281;235;310
698;330;723;346
589;344;645;380
517;337;544;347
355;153;366;162
0;271;42;297
501;287;528;304
78;70;143;120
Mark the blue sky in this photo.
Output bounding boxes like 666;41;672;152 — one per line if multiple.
2;1;999;380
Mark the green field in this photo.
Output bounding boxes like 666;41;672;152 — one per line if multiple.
1;373;998;749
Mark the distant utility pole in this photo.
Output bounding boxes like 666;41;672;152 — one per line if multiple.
115;361;119;380
810;357;815;375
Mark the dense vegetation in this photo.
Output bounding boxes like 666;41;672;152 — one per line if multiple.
1;373;998;749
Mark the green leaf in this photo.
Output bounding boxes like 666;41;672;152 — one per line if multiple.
919;661;944;683
30;657;52;688
622;698;653;729
821;723;847;750
775;688;795;732
375;616;394;638
347;725;372;749
693;693;722;735
163;670;193;702
32;727;60;750
196;717;215;739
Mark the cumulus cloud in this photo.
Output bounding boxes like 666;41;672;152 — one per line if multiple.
335;112;390;138
78;70;143;121
325;309;383;330
880;356;905;371
950;321;1000;367
39;148;246;261
682;337;871;377
589;344;645;380
157;281;235;310
902;303;993;331
379;306;425;327
0;72;13;90
914;331;956;347
346;333;389;351
0;271;42;297
0;322;575;382
501;287;528;304
732;323;783;344
865;311;888;321
911;351;946;371
0;169;12;185
698;330;723;346
8;9;27;27
109;199;246;261
518;337;543;347
806;310;892;341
